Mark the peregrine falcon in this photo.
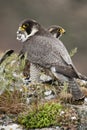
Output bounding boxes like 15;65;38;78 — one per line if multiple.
48;25;65;39
29;25;66;82
17;18;85;100
19;25;66;78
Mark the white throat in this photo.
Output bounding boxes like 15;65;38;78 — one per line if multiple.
17;26;38;43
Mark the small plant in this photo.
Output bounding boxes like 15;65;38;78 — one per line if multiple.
70;47;77;57
18;102;63;129
0;52;27;114
0;53;25;94
0;90;27;114
59;82;72;103
18;101;79;129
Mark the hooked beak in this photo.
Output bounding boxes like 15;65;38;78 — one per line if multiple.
16;26;29;42
60;28;66;34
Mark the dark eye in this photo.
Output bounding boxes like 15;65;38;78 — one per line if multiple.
58;29;61;32
22;23;29;28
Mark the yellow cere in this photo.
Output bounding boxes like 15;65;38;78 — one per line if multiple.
19;26;25;31
59;28;65;34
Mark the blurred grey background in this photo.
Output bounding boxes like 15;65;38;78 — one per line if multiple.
0;0;87;75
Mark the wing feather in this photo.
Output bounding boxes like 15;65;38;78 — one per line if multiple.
25;36;79;78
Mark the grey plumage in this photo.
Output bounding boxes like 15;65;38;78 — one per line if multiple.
26;35;79;76
17;19;85;100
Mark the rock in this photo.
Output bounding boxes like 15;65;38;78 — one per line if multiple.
0;124;23;130
71;104;87;126
84;97;87;105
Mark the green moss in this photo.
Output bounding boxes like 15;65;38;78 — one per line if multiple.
18;101;79;129
18;102;64;129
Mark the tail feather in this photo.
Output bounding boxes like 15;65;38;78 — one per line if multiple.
69;78;85;100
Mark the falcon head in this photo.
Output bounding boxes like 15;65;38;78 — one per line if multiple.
48;25;66;39
17;19;40;42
